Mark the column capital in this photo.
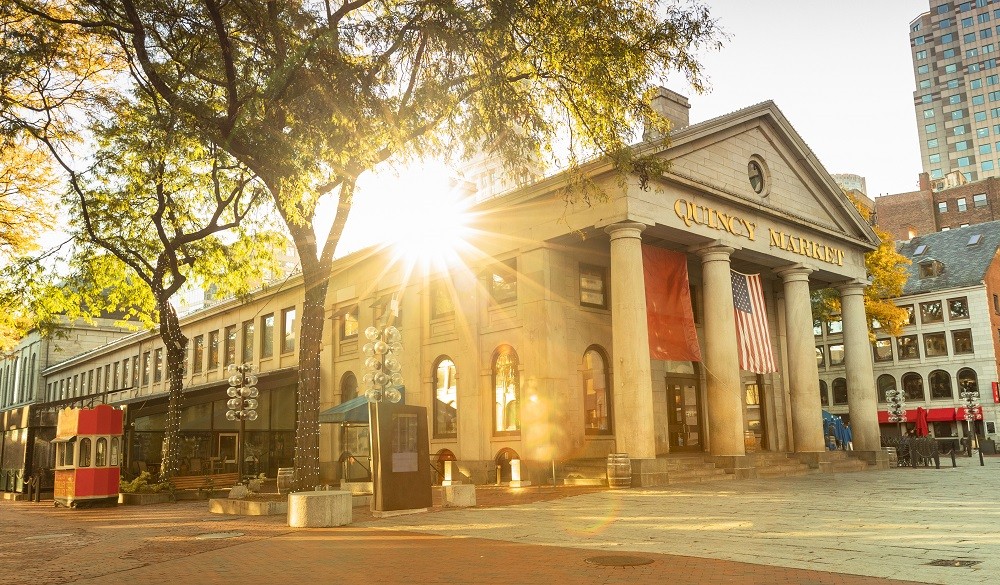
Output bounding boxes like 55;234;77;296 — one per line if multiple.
774;263;814;283
834;279;868;297
691;240;736;262
604;221;648;241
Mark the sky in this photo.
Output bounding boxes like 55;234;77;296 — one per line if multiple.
690;0;930;198
333;0;933;255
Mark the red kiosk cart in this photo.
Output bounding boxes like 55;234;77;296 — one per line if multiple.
53;405;124;508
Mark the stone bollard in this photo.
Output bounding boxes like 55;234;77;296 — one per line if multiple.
441;485;476;508
287;490;352;528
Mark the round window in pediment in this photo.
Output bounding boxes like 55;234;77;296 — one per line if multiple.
748;160;765;194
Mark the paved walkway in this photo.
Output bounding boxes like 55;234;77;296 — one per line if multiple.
0;459;994;584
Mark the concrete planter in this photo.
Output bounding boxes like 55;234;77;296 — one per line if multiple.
118;492;173;506
209;497;288;516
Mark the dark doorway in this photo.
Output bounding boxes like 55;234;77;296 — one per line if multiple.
666;376;702;452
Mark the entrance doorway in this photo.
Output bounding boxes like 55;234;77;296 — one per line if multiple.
666;376;702;452
218;433;238;473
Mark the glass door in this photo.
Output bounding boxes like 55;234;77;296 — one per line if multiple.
666;377;702;452
217;433;238;473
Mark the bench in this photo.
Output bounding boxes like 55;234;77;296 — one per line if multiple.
169;472;240;491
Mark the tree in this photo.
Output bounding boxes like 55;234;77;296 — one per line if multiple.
41;93;281;480
15;0;720;487
813;190;910;339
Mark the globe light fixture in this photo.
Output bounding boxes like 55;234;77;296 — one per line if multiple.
363;325;404;403
961;385;984;466
885;387;906;424
226;363;259;479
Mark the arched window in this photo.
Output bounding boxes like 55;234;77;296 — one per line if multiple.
493;346;520;434
582;346;612;434
495;448;519;483
79;438;92;468
877;375;896;403
832;378;848;405
110;437;120;466
957;368;979;395
902;372;925;402
929;370;953;400
95;438;108;467
819;380;829;407
340;372;359;402
433;357;458;438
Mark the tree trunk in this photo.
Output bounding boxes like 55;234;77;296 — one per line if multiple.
157;299;188;482
293;267;329;489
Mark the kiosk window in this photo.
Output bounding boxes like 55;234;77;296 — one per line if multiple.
95;438;107;467
79;438;92;468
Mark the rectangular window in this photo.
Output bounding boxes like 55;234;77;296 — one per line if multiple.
928;138;940;148
208;330;219;368
241;320;255;363
924;332;948;357
976;111;989;122
919;64;932;75
122;360;129;388
953;329;975;353
975;193;989;206
224;325;237;366
982;143;994;154
984;28;994;39
873;339;894;362
154;348;163;382
828;344;845;366
955;124;967;134
920;300;944;323
959;197;968;211
925;123;937;133
193;335;204;373
963;33;976;43
579;264;607;308
968;47;980;58
938;3;951;14
958;156;972;167
490;258;518;304
917;49;928;60
142;351;150;385
813;318;823;337
971;63;983;73
826;317;843;335
963;16;975;27
974;94;986;105
990;74;1000;85
430;280;455;318
979;128;991;137
104;364;111;391
341;307;359;339
132;355;139;387
949;78;961;89
987;44;997;53
815;345;825;367
984;160;995;171
924;107;936;118
981;11;992;23
898;335;920;360
281;307;296;353
974;78;985;90
903;305;916;325
915;34;926;45
261;314;275;358
921;81;933;91
929;153;941;164
113;362;120;390
939;201;949;213
957;140;970;150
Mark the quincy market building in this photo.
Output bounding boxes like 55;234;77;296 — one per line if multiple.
7;93;884;490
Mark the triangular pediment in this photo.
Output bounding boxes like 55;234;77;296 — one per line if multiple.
654;102;879;249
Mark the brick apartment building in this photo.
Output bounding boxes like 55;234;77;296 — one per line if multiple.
876;171;1000;240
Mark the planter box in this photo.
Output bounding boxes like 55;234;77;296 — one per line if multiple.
119;492;173;506
209;497;288;516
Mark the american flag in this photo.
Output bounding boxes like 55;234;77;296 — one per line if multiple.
730;270;777;374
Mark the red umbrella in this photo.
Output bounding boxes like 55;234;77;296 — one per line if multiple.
915;407;929;437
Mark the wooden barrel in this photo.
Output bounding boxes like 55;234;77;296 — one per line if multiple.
606;453;631;489
276;467;295;494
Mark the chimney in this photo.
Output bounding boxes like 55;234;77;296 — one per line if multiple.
643;87;690;142
918;172;931;192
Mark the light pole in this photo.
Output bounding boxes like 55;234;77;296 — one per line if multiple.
226;364;259;481
961;384;984;467
886;386;907;427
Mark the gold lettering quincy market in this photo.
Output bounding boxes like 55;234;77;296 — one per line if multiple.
673;198;757;241
768;229;845;267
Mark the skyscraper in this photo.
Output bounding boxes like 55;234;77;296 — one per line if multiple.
911;1;1000;184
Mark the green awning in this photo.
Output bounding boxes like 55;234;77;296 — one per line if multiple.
318;387;406;424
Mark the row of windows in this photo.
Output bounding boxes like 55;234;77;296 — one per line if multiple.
937;194;989;212
814;298;969;338
339;344;613;440
820;368;979;407
46;308;297;401
1;352;37;407
55;436;121;469
815;328;973;368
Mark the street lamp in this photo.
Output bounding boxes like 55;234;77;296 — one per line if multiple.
362;325;403;404
886;387;907;425
226;364;259;480
960;384;984;466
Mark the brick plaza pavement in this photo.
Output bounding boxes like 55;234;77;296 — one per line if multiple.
0;460;995;584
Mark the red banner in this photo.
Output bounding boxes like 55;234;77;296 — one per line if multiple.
992;381;999;403
642;245;702;362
